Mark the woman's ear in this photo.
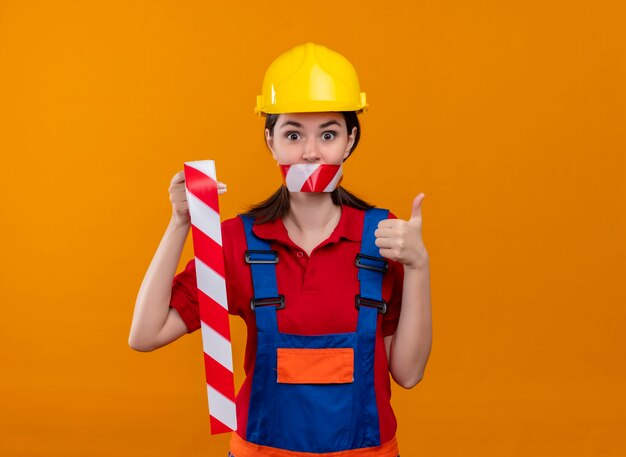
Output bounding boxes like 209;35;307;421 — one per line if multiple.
344;126;357;159
265;128;277;160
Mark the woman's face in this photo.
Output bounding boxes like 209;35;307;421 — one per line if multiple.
265;112;357;165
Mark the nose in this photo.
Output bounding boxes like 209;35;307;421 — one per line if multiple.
301;136;320;162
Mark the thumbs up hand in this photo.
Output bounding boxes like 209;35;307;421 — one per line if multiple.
374;193;429;270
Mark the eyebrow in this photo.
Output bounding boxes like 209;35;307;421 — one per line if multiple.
279;120;342;129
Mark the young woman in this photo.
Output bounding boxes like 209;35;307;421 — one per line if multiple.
129;42;432;457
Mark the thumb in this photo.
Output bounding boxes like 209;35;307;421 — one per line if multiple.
410;193;425;221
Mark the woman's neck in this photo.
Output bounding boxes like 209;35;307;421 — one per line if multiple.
283;192;341;236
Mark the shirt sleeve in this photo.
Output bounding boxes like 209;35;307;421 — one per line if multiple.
169;218;242;333
381;211;404;337
169;258;201;333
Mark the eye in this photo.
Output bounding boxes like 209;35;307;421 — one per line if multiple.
286;131;301;141
322;131;337;141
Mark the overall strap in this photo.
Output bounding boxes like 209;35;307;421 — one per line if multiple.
356;208;390;335
239;215;282;334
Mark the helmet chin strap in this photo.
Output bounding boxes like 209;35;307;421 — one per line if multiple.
279;163;344;192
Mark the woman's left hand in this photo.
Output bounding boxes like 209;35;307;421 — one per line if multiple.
375;193;429;270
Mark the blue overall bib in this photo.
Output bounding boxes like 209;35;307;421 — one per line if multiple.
238;208;392;454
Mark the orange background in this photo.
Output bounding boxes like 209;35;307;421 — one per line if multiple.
1;1;625;456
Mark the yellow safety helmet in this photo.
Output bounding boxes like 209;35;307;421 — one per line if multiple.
255;42;368;116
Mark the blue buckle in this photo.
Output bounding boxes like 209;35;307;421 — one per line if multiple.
355;295;387;314
245;249;279;264
355;253;388;273
251;295;285;311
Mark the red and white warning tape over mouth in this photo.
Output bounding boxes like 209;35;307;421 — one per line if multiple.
279;163;343;192
183;160;236;435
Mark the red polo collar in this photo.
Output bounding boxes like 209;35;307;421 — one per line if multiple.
251;204;363;246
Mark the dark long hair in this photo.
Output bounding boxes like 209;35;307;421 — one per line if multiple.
243;112;374;224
